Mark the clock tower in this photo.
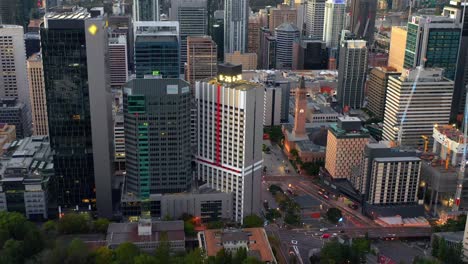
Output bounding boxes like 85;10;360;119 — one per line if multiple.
293;76;307;137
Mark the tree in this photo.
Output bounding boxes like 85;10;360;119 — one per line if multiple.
437;238;447;260
284;212;300;226
268;184;283;195
57;213;90;234
431;236;439;257
233;247;248;264
93;218;110;233
134;254;157;264
154;232;171;261
265;209;281;221
184;248;205;264
184;221;197;237
214;249;232;264
93;246;114;264
413;256;440;264
65;238;90;264
351;238;371;262
320;240;351;263
207;221;224;229
42;220;58;237
289;149;299;159
115;242;140;264
242;256;263;264
242;214;263;228
326;208;342;224
1;239;25;264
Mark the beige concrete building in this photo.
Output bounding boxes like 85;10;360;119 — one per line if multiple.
248;15;261;53
388;26;407;72
27;53;48;136
225;51;258;70
325;116;370;179
269;4;297;33
186;36;217;91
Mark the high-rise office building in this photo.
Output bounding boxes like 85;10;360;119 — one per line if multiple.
0;98;31;139
114;113;125;172
444;1;468;120
367;67;400;120
195;64;263;222
349;0;376;44
109;34;128;88
248;15;261;53
268;4;297;34
404;14;462;80
225;51;258;70
186;36;217;90
388;26;407;72
259;28;277;69
123;78;192;198
275;23;300;70
27;53;49;136
382;68;454;148
41;7;114;217
293;38;328;70
323;0;346;49
353;143;422;217
337;31;368;109
133;0;160;21
325;116;370;180
169;0;208;73
134;21;180;79
0;0;36;27
306;0;326;40
0;25;31;114
224;0;248;53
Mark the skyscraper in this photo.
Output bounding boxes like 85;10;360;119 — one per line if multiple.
186;36;217;90
248;15;261;53
195;64;263;222
306;0;326;40
349;0;376;44
444;1;468;120
224;0;248;53
336;31;368;109
325;116;370;180
323;0;346;49
169;0;208;73
134;21;180;79
367;67;400;120
382;68;454;148
403;14;461;80
133;0;160;21
275;23;300;70
41;7;114;217
123;78;192;198
268;4;297;34
108;34;128;88
388;26;407;72
0;25;31;114
27;53;49;136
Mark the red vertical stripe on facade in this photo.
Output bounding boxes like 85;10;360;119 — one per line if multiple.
216;84;221;165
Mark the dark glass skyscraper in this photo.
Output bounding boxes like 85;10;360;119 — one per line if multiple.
123;78;192;198
41;7;114;217
134;22;180;79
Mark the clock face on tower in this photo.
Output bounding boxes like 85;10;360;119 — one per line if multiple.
299;109;304;113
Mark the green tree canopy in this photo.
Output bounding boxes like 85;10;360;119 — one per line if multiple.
115;242;140;264
242;215;263;228
184;221;197;237
93;218;110;233
57;213;90;234
326;208;342;224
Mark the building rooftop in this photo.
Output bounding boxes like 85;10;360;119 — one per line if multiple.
201;228;275;263
106;220;185;245
276;22;299;32
45;6;90;20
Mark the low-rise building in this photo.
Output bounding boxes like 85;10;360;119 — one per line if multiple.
198;228;276;263
106;219;185;252
0;136;53;220
121;184;233;222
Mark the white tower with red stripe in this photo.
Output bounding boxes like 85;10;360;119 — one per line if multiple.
195;63;264;222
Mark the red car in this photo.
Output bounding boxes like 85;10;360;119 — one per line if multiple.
322;233;330;239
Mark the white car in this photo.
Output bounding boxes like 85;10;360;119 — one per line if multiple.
319;228;328;232
291;240;298;245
